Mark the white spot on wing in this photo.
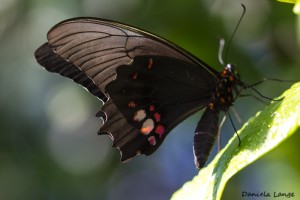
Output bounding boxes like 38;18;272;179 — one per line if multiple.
141;119;154;135
133;109;146;122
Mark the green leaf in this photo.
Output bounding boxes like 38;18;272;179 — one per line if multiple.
277;0;300;45
171;82;300;200
276;0;300;14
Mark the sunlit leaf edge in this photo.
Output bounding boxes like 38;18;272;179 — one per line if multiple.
171;82;300;200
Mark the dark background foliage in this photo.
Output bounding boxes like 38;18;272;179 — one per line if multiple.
0;0;299;199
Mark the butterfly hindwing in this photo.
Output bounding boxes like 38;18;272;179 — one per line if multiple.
99;56;216;161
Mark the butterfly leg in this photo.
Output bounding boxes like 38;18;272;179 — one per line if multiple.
217;114;227;152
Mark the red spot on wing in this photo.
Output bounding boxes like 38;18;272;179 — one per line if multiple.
154;112;161;122
149;105;155;112
148;136;156;145
128;101;136;108
155;125;165;138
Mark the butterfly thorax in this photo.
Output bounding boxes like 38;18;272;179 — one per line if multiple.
208;64;239;111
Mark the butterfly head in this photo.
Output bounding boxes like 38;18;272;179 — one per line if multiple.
220;63;242;86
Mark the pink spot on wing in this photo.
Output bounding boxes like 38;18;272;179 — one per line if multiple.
132;72;138;80
155;125;165;138
154;112;161;122
147;58;154;69
148;136;156;146
149;105;155;112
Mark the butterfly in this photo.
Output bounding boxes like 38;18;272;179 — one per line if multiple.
35;17;247;169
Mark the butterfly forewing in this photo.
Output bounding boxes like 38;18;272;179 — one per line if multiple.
35;43;108;101
45;18;218;92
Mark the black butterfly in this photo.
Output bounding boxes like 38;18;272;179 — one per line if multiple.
35;17;246;169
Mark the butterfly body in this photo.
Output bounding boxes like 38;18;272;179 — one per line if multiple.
35;18;243;169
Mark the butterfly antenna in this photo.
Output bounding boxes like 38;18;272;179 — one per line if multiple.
224;4;246;64
218;38;225;65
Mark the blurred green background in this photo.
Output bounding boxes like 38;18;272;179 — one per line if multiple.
0;0;299;199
